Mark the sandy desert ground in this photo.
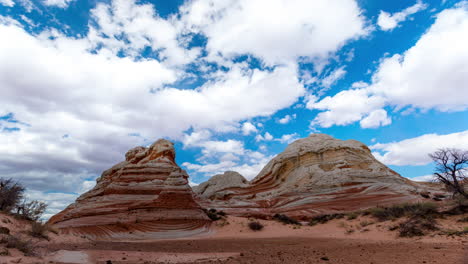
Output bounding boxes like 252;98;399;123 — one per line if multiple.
2;215;466;264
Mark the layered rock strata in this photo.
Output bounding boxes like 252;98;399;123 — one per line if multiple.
195;134;430;219
48;139;210;240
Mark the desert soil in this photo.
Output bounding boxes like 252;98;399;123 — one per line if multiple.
39;216;467;264
2;216;467;264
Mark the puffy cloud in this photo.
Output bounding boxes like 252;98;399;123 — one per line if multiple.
310;5;468;128
278;114;296;124
377;0;427;31
0;0;14;7
371;130;468;166
359;109;391;128
42;0;74;8
308;89;386;128
180;0;369;66
241;122;258;135
152;64;305;133
277;133;300;144
255;132;274;142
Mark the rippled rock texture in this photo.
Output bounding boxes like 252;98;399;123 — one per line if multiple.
195;134;429;219
48;139;210;240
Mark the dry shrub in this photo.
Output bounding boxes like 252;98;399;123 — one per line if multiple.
204;209;226;221
308;213;344;226
4;235;35;256
273;214;300;225
248;221;264;231
398;217;438;237
368;203;438;221
30;221;49;239
0;178;25;212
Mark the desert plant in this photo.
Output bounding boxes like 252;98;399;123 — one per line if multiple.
15;200;47;221
30;221;49;239
359;220;373;227
429;148;468;199
4;235;35;256
398;217;438;237
0;178;25;212
309;213;344;226
248;221;264;231
204;208;226;221
369;203;438;221
346;212;359;220
273;214;300;225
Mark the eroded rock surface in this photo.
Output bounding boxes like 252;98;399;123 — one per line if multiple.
193;171;248;200
48;139;210;240
195;134;432;219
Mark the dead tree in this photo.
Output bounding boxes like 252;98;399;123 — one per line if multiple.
429;148;468;199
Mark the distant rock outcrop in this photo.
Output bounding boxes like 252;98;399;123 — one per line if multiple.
48;139;210;240
193;171;248;200
195;134;429;219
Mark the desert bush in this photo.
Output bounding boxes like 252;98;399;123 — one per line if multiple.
369;203;438;221
398;217;438;237
30;222;49;239
15;200;47;221
273;214;300;225
4;235;35;256
441;228;468;236
0;178;25;212
457;216;468;222
308;213;344;226
204;208;226;221
248;221;264;231
346;212;359;220
359;220;373;227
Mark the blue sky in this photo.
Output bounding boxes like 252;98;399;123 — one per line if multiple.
0;0;467;219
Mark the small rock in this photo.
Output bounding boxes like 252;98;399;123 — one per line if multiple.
321;256;329;261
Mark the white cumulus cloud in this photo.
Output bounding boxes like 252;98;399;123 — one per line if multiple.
377;0;427;31
371;130;468;166
310;5;468;128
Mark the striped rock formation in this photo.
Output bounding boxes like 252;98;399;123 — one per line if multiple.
195;134;433;219
48;139;210;240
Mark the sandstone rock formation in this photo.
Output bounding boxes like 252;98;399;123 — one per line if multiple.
195;134;430;219
193;171;248;200
48;139;210;240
